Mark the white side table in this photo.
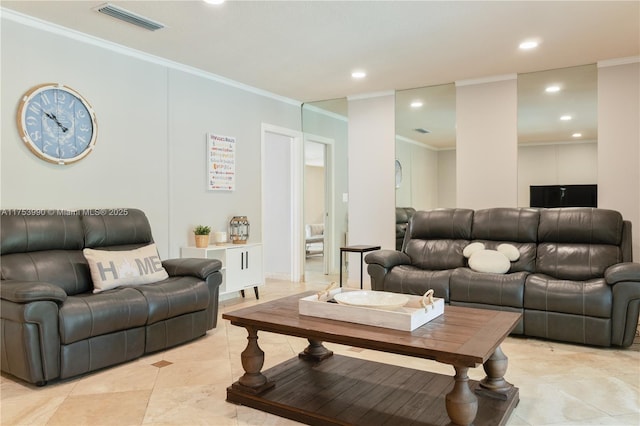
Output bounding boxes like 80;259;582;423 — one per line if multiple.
181;243;263;299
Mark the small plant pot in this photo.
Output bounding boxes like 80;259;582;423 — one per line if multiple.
195;235;210;248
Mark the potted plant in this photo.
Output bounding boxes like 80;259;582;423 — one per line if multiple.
194;225;211;248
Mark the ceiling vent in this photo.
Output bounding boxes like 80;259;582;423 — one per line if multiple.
94;3;165;31
413;128;431;134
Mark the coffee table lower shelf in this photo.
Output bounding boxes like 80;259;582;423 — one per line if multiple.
227;354;519;426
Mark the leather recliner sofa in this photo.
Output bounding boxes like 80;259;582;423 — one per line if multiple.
0;209;223;385
395;207;416;251
366;207;640;347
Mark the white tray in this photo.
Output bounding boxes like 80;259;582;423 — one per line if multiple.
299;288;444;331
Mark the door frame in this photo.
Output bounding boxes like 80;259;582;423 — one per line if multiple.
304;133;336;276
261;123;304;282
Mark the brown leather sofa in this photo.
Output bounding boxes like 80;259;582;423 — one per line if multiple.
1;209;222;385
366;207;640;347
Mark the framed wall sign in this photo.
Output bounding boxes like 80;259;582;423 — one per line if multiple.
207;133;236;191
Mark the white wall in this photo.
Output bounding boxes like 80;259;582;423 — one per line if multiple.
456;77;518;209
598;60;640;261
395;139;439;210
304;165;325;225
438;149;457;208
348;93;395;287
518;142;598;207
1;14;301;260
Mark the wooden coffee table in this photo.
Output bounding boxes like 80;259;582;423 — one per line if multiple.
223;292;521;426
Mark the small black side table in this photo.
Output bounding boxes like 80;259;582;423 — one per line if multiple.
339;245;381;289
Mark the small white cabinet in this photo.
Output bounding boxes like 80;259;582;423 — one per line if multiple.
181;243;263;299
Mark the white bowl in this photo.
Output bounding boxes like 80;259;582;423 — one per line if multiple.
334;291;409;310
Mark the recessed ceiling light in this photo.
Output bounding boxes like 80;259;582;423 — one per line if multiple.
560;115;572;121
572;133;582;138
545;85;561;93
351;71;366;79
519;40;539;50
203;0;225;4
410;101;423;108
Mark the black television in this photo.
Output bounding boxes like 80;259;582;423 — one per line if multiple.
530;184;597;208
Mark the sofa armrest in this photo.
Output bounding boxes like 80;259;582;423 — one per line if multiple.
162;258;222;280
1;285;63;384
365;250;411;292
604;262;640;285
364;250;411;269
0;280;67;304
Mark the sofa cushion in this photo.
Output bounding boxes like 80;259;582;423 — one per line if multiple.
469;208;539;273
524;274;612;318
59;288;148;344
408;209;473;241
536;243;621;281
450;268;526;308
132;276;210;325
536;208;624;280
405;239;469;270
1;250;93;296
0;211;83;255
84;244;169;293
538;208;623;245
383;265;451;302
472;208;540;243
82;209;154;249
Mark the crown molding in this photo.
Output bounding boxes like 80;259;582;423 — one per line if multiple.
347;90;395;101
1;7;302;108
456;74;517;87
598;56;640;68
395;135;439;151
302;104;348;122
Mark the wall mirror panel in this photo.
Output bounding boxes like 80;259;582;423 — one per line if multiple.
395;83;456;210
301;98;348;276
518;64;598;208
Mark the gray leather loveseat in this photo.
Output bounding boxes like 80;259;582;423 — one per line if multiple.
366;207;640;347
1;209;222;385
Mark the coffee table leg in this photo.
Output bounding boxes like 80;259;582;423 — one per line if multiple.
445;366;478;426
299;339;334;362
232;326;275;394
480;345;513;393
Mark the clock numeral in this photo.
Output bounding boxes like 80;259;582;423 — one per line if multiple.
68;98;76;110
41;92;51;105
76;109;87;119
29;130;42;142
28;102;41;115
79;123;91;132
55;90;66;103
77;135;87;143
25;116;39;127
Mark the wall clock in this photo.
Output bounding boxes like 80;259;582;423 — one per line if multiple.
17;83;97;165
395;159;403;188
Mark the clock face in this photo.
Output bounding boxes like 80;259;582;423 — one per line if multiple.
17;83;97;165
395;159;403;188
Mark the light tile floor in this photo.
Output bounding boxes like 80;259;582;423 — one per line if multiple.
2;263;639;425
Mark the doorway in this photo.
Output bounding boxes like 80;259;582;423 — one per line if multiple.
304;140;327;280
303;134;335;283
261;124;336;284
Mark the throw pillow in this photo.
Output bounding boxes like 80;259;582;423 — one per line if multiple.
84;243;168;293
468;250;511;274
